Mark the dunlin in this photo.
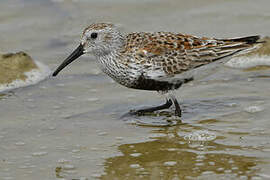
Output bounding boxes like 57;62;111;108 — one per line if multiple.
53;23;262;117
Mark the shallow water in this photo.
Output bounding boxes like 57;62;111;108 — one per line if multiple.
1;0;270;179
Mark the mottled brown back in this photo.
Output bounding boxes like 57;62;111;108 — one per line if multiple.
122;32;261;76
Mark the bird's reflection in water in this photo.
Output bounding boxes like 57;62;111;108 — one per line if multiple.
101;124;260;180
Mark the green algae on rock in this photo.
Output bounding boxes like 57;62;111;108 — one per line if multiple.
0;51;50;92
0;52;38;84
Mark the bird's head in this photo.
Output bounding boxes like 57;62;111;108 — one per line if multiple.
52;23;124;76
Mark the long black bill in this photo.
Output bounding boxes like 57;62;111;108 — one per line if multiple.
52;44;84;76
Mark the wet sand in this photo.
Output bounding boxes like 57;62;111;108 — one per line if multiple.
1;0;270;179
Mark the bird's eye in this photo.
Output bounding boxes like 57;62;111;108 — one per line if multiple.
90;32;98;39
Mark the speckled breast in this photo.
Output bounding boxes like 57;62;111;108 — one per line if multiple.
98;55;139;88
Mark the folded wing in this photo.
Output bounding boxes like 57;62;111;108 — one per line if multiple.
123;32;262;80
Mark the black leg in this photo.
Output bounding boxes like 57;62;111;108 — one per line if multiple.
132;99;173;115
168;94;182;117
172;98;181;117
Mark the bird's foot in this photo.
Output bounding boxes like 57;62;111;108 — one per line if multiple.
130;99;173;116
129;99;182;117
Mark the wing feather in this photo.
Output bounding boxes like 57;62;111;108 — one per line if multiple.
122;32;261;79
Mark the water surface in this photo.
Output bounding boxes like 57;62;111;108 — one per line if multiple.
1;0;270;179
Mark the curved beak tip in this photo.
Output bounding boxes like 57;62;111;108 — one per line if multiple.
52;71;58;77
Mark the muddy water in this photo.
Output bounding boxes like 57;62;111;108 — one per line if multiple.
1;0;270;179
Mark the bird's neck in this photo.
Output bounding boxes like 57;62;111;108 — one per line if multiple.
97;36;126;61
95;34;127;73
97;49;121;67
95;35;126;58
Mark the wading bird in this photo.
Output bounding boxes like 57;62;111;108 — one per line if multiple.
53;23;262;117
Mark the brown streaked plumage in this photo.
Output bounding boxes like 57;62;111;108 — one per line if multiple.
122;32;261;76
53;23;263;118
83;23;113;34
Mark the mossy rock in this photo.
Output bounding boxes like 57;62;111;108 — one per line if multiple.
0;52;38;84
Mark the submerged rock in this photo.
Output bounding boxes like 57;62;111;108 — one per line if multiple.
0;52;38;84
0;51;50;92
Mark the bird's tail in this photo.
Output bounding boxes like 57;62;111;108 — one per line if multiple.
216;35;264;56
177;35;265;81
223;35;263;44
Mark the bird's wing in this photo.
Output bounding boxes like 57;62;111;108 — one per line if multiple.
122;32;261;79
